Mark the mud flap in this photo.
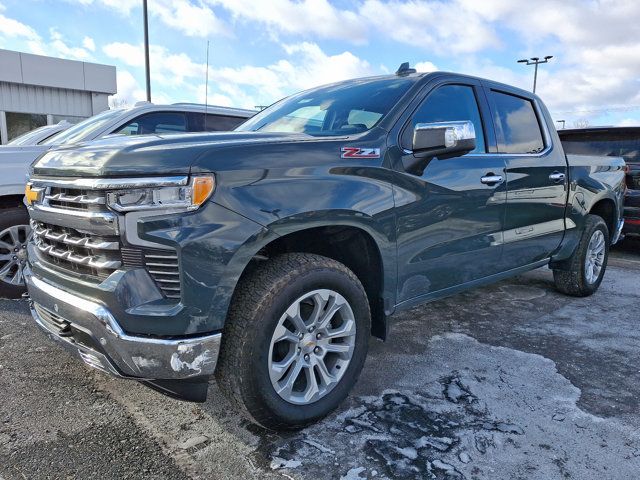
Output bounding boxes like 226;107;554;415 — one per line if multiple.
141;375;210;402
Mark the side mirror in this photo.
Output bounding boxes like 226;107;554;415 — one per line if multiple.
403;120;477;175
412;121;476;156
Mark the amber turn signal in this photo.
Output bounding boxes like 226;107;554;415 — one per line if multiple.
191;176;215;207
25;183;40;205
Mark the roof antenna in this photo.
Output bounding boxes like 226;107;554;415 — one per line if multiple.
205;40;210;118
396;62;417;76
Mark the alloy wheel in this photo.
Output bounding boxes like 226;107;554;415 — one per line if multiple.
0;224;31;286
584;229;606;284
268;289;357;405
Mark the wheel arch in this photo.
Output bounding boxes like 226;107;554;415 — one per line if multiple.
225;218;395;341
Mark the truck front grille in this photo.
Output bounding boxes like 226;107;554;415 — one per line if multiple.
30;183;182;301
32;220;122;278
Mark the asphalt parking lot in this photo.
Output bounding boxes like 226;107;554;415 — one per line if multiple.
1;239;639;480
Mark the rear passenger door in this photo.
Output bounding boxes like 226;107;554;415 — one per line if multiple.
485;87;568;268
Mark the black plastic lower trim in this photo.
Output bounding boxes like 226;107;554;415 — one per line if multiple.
141;375;211;402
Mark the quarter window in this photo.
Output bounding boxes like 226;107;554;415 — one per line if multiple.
409;85;486;153
490;91;545;154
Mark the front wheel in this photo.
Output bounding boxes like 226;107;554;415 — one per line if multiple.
553;214;609;297
0;206;31;298
216;253;370;430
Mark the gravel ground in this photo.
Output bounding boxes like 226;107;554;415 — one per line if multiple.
1;238;639;479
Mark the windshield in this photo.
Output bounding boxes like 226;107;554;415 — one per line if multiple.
43;109;126;145
7;126;57;146
237;77;415;136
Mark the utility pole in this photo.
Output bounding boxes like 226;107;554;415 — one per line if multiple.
517;56;553;93
143;0;151;102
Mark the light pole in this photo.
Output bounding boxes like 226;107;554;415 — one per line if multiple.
556;120;566;129
143;0;151;102
517;55;553;93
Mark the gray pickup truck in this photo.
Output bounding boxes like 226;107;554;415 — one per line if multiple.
24;66;625;429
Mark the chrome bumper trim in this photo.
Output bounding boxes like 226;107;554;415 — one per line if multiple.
26;272;221;380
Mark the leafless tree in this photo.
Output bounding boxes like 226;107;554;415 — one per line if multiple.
573;118;590;129
109;96;130;109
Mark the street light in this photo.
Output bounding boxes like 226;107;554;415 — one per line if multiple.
517;55;553;93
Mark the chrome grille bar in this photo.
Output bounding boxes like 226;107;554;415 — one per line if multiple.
33;224;119;251
35;242;122;270
45;192;106;205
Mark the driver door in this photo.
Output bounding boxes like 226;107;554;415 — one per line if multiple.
394;83;507;303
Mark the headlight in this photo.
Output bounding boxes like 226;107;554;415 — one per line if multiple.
106;175;214;212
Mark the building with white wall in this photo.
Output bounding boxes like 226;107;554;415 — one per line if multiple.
0;49;117;144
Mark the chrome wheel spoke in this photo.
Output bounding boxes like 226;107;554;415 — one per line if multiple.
0;261;14;277
303;364;320;402
270;350;297;384
314;357;336;387
272;324;299;344
0;240;13;251
325;319;356;339
324;342;351;354
317;296;344;330
276;359;304;398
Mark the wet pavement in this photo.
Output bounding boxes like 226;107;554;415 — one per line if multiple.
1;238;639;479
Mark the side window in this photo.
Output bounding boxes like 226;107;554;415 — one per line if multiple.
409;85;486;153
490;91;545;154
114;112;187;136
204;114;247;131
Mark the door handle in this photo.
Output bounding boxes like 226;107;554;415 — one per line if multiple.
549;172;566;183
480;174;503;185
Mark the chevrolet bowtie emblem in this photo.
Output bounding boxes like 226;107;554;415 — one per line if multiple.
25;183;42;205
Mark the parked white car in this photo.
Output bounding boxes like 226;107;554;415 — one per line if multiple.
0;102;255;297
5;121;72;146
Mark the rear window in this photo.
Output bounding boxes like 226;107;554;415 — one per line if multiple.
490;91;545;154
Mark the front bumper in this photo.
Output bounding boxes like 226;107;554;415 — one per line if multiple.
26;269;221;381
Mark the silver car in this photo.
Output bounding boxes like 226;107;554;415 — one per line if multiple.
0;102;255;297
5;121;72;146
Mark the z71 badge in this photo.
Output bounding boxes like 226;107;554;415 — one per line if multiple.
341;147;381;159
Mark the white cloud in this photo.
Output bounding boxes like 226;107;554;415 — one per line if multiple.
48;29;93;60
103;40;375;109
359;0;500;54
149;0;229;38
82;36;96;52
68;0;136;16
212;0;366;43
0;6;40;40
617;118;640;127
414;61;438;73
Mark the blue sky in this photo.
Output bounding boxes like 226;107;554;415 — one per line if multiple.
1;0;639;128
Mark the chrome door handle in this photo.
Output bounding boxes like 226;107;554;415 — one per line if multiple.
480;174;503;185
549;172;566;183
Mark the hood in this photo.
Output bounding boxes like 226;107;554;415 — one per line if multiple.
30;131;315;178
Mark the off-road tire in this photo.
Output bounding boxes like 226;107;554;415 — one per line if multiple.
553;214;609;297
215;253;371;430
0;205;30;298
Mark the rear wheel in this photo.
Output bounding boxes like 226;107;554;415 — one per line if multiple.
0;206;31;298
216;253;370;430
553;214;609;297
